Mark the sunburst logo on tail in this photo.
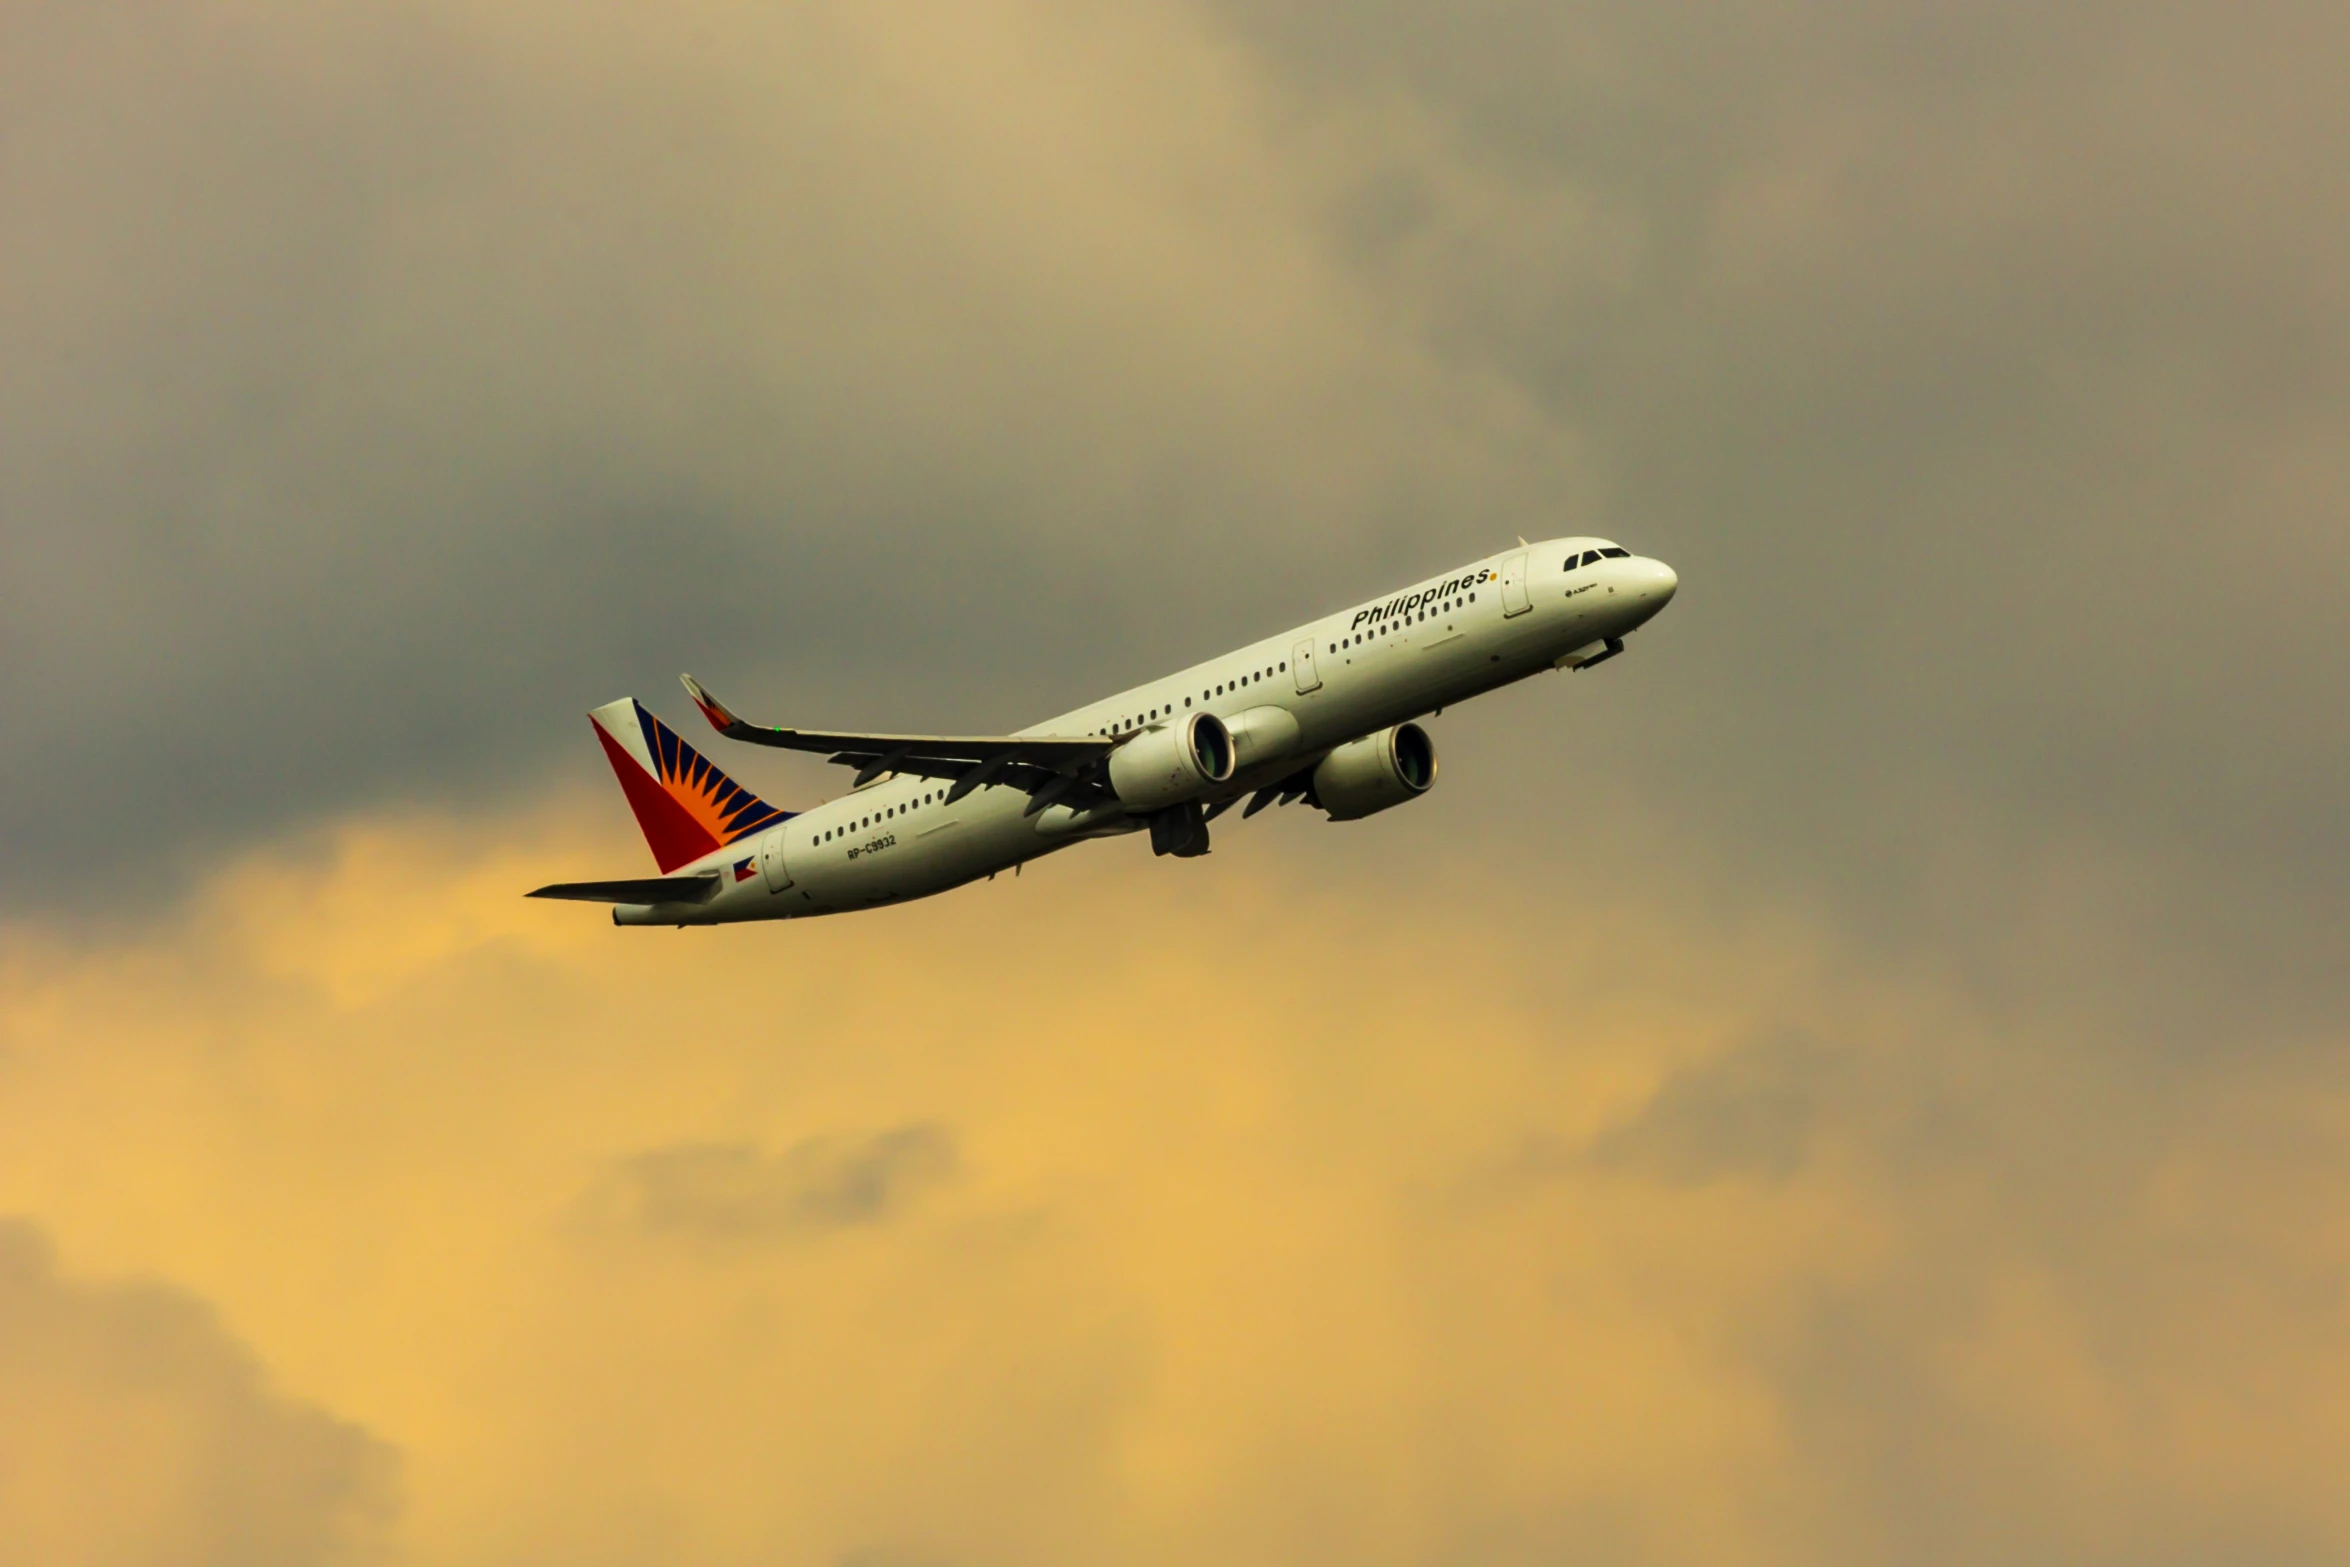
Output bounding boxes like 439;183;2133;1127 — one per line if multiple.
589;698;791;873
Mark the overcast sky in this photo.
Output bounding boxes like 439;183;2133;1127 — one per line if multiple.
3;4;2347;1564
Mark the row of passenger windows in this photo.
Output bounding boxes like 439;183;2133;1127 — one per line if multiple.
1568;547;1632;570
1334;590;1476;650
1091;662;1288;735
819;790;944;842
1081;577;1497;727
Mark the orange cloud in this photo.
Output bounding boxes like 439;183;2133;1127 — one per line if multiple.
2;799;2345;1565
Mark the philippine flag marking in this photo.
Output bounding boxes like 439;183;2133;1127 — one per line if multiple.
733;857;757;883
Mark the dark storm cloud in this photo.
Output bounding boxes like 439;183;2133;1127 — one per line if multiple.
1;1;1572;908
9;0;2337;1073
14;0;2342;1066
0;1219;397;1564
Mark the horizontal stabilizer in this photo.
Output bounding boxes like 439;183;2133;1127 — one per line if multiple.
526;874;720;905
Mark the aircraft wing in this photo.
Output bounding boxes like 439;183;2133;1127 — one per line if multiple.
527;874;721;904
680;675;1120;809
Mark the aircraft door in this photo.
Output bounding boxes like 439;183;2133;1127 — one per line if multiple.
1501;552;1531;617
1292;637;1322;693
758;826;794;893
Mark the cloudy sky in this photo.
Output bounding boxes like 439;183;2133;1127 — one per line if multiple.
3;2;2347;1562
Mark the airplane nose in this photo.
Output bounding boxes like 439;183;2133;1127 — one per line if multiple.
1639;558;1678;606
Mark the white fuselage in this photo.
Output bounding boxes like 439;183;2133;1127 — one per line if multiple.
636;538;1676;923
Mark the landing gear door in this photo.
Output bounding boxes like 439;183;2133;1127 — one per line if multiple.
758;826;794;893
1501;552;1531;617
1292;637;1322;694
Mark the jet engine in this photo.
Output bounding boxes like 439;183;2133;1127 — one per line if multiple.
1313;723;1437;821
1109;711;1236;811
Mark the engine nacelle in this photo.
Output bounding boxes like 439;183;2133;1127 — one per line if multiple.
1108;711;1235;811
1313;723;1437;821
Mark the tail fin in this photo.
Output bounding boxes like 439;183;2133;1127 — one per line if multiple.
589;698;792;873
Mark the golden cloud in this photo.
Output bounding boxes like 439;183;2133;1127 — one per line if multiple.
4;799;2346;1565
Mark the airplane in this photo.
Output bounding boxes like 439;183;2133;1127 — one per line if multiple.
529;538;1677;925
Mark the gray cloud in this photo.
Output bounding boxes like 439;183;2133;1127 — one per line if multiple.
0;0;1574;911
1213;0;2350;1055
599;1125;960;1241
5;2;2341;1069
0;1219;397;1566
9;0;2346;1048
1584;1029;1856;1183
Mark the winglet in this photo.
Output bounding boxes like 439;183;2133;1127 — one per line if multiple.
679;673;739;734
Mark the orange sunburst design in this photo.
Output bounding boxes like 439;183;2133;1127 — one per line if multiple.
592;700;791;873
648;715;785;848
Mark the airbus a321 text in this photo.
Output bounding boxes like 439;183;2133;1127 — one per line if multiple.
529;539;1678;925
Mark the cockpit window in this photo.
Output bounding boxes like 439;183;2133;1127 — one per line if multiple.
1565;554;1585;572
1580;549;1602;567
1600;547;1631;559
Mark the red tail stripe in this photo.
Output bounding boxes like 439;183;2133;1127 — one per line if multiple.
594;722;723;873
